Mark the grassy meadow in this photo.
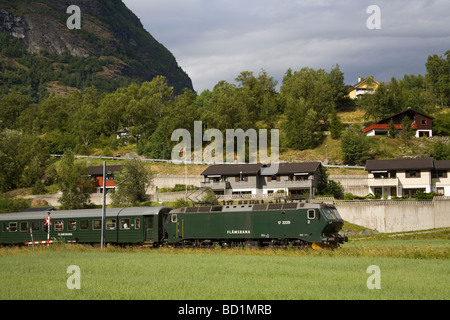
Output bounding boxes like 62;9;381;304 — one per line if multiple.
0;229;449;300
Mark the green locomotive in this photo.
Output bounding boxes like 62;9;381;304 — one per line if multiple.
164;202;347;248
0;202;347;248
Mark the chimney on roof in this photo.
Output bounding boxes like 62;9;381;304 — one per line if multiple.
358;76;363;83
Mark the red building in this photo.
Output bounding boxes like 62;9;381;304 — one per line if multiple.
363;107;433;137
88;165;122;193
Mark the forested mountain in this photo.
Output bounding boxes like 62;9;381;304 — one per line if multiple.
0;0;193;99
0;1;448;196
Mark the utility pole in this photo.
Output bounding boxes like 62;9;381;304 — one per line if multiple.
101;161;106;249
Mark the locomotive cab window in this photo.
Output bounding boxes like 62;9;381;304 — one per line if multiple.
171;214;177;223
307;209;316;219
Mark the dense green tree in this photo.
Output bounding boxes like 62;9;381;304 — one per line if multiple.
0;92;32;130
283;97;322;150
426;50;450;107
202;80;252;131
433;112;450;136
330;109;344;139
69;87;103;151
235;70;278;128
359;82;399;122
0;129;24;192
399;116;414;146
280;67;335;128
111;159;153;206
57;151;93;209
387;119;398;138
327;64;351;109
341;126;372;165
430;141;450;160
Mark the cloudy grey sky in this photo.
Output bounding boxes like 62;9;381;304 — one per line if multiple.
123;0;450;93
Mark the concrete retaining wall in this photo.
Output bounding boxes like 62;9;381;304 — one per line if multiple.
329;175;368;196
335;197;450;233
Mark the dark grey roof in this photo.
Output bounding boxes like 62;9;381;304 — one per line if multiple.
260;162;321;175
88;165;122;176
365;158;434;171
434;160;450;170
201;162;321;176
0;207;172;221
201;164;264;176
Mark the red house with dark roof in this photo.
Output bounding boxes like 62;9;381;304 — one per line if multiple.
363;107;433;137
88;165;122;193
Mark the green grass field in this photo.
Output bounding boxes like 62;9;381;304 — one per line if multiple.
0;232;449;300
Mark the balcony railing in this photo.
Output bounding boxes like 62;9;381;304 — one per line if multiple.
200;181;231;190
368;178;398;187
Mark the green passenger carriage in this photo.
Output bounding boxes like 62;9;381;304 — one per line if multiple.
0;207;172;245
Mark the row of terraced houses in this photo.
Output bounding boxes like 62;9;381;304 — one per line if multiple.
88;158;450;199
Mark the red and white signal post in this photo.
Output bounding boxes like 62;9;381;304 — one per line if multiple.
26;211;53;246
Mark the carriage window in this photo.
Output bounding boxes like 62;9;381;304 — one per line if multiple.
54;220;64;231
9;222;17;232
20;222;28;232
80;220;89;230
68;220;77;231
120;219;130;230
135;218;140;230
32;221;40;231
2;223;6;232
307;209;316;219
106;219;116;230
93;220;101;230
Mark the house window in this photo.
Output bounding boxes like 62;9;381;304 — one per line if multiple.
373;172;388;179
432;170;447;178
421;119;427;125
406;170;421;178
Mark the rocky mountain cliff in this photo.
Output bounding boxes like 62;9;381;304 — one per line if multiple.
0;0;193;97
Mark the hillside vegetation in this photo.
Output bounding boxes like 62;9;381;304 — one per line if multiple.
0;0;193;99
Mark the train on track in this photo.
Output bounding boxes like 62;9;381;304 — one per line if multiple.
0;202;347;248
